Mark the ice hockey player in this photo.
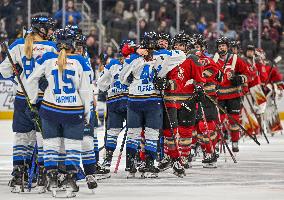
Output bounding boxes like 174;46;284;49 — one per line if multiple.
242;45;267;136
192;34;222;168
120;32;185;178
26;28;94;197
71;27;98;189
213;36;251;152
155;32;205;176
97;40;136;173
0;16;56;192
230;40;241;55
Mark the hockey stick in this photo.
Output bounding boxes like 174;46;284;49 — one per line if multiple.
114;127;128;173
1;43;42;132
198;101;215;155
27;144;38;191
204;93;260;145
244;95;269;144
160;91;182;163
215;107;237;163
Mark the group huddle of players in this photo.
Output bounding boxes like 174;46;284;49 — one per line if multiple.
0;15;283;197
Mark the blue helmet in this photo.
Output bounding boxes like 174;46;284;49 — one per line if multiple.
55;29;76;50
31;16;55;37
140;32;158;49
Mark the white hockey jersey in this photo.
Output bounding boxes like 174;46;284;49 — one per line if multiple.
0;38;57;110
119;49;186;104
97;58;128;105
27;52;93;124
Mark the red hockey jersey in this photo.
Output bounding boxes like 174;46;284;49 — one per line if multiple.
213;53;251;100
164;54;206;108
198;53;223;96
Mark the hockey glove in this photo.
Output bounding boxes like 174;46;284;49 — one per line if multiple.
39;76;48;92
25;105;39;122
127;72;134;84
231;75;246;86
84;123;91;136
194;85;205;103
153;77;169;91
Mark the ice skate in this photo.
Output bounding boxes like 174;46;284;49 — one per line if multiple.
139;156;159;178
46;170;59;197
181;156;192;169
64;172;79;198
10;165;25;193
172;159;185;178
158;154;172;172
95;163;111;180
102;150;114;170
125;154;137;179
202;154;217;168
36;166;47;193
86;174;98;192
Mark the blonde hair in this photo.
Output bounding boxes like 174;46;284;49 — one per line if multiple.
24;33;44;59
58;48;67;72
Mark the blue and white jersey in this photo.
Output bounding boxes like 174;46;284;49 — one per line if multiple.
0;38;57;110
27;52;94;124
97;58;128;110
119;49;185;107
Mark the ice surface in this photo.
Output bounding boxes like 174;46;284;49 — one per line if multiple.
0;120;284;200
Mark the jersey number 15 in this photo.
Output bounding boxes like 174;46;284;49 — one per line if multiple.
51;69;75;94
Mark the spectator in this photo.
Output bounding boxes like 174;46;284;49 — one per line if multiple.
157;20;169;34
242;12;258;31
123;3;135;21
156;5;168;22
261;27;277;60
0;0;16;38
223;23;237;40
264;0;282;21
54;0;82;26
240;17;258;47
111;1;124;20
105;46;115;60
196;16;207;34
139;2;151;22
86;35;99;70
13;15;24;39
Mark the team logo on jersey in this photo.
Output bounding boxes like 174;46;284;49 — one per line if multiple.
198;58;209;66
178;67;184;80
224;67;234;80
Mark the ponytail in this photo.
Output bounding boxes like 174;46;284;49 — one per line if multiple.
24;33;44;59
24;33;35;59
58;48;67;72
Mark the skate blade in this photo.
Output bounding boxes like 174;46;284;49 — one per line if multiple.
11;185;22;193
96;173;111;180
158;165;172;172
203;164;217;168
36;186;46;193
143;172;158;179
126;172;136;179
173;171;185;178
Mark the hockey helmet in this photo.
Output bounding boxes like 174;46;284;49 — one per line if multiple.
193;34;207;49
55;28;76;50
158;32;171;42
216;36;230;48
140;32;158;49
31;16;55;37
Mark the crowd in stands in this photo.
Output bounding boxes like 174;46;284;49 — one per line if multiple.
0;0;283;65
